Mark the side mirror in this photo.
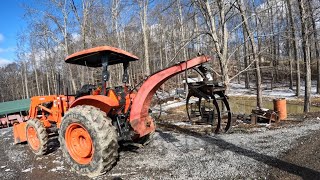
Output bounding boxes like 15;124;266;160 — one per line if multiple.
102;69;109;82
122;74;128;83
122;62;129;83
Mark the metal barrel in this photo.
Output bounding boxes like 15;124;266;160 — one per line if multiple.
273;98;287;120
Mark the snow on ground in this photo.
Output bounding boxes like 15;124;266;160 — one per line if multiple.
155;81;320;105
21;168;33;173
49;166;65;172
152;81;314;116
228;81;320;99
161;100;186;111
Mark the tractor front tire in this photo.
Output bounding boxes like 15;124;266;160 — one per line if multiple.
26;119;48;155
59;105;119;177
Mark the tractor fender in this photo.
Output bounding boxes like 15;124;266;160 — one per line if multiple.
69;95;119;114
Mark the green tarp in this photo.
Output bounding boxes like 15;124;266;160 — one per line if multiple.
0;99;31;115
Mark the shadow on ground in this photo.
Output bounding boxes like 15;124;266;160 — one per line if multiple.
157;122;320;179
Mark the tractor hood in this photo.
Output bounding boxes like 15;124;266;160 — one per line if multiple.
65;46;139;67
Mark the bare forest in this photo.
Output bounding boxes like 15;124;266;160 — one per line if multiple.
1;0;319;113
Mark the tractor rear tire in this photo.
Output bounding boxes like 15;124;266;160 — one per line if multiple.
26;119;48;155
59;105;119;177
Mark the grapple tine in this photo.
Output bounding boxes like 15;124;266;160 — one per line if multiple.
212;96;222;134
220;92;232;132
186;94;192;122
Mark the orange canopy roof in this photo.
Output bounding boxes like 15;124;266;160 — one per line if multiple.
65;46;139;67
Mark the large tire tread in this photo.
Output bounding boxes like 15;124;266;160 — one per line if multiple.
26;119;48;155
59;105;119;177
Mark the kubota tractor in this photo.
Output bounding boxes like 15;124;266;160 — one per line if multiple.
13;46;211;177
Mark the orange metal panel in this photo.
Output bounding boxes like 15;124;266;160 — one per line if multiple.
65;46;139;67
13;122;27;144
70;95;119;114
28;95;57;119
28;95;75;128
66;46;139;61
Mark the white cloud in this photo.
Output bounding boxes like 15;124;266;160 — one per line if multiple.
0;33;4;42
0;47;14;54
0;58;12;67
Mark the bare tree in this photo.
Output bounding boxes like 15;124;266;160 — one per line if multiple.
306;0;320;94
298;0;311;112
237;0;262;108
195;0;230;86
138;0;151;75
286;0;301;96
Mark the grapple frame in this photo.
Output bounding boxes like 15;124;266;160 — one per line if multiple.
185;65;232;133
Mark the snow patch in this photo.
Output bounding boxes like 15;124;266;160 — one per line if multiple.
53;160;63;165
49;166;65;172
110;172;137;176
38;165;46;169
22;168;33;172
228;82;320;99
173;122;191;126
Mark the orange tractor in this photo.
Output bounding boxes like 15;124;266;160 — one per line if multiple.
13;46;211;177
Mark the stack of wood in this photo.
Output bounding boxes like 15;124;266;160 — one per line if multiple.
250;108;279;124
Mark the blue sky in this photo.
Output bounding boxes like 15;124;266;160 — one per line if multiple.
0;0;26;66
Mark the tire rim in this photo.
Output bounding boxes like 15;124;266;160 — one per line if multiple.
27;126;40;151
65;123;93;164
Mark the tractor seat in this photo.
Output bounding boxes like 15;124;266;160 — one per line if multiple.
75;84;98;99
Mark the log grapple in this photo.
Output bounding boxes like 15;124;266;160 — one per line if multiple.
185;64;232;133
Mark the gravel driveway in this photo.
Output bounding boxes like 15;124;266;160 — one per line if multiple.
0;118;320;179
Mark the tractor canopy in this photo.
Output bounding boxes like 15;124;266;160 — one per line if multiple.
65;46;139;67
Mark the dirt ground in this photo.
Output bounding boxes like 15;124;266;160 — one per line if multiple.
1;115;320;180
268;129;320;180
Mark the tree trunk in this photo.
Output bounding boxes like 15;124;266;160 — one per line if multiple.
32;56;40;96
203;0;229;85
237;0;262;108
178;0;187;61
242;22;250;88
270;4;278;84
285;9;293;90
306;0;320;94
298;0;311;112
286;0;300;96
139;0;150;75
112;0;121;48
24;61;29;98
